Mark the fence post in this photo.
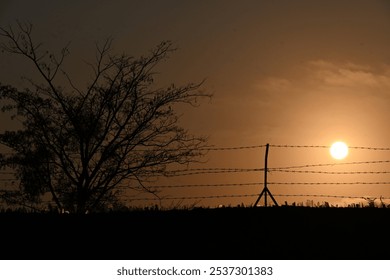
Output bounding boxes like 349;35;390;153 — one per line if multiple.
253;143;278;207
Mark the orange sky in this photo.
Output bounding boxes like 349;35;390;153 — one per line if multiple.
1;0;390;208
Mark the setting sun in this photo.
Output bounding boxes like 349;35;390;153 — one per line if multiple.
330;141;349;160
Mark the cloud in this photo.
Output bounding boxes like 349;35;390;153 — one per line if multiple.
252;59;390;115
255;77;292;93
256;60;390;95
307;60;390;91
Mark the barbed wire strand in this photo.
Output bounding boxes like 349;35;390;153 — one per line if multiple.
270;160;390;170
270;145;329;148
164;162;390;176
127;181;390;189
274;194;390;199
165;168;264;176
2;179;389;190
271;170;390;175
268;181;390;185
137;182;263;189
2;144;390;154
1;160;389;176
122;193;390;201
270;144;390;150
199;144;266;151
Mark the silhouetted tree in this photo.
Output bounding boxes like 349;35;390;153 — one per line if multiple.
0;22;210;213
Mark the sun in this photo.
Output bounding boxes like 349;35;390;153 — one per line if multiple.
330;141;349;160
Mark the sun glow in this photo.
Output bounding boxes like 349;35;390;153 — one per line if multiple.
330;141;349;160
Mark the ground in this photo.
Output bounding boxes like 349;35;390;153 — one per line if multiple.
0;206;388;259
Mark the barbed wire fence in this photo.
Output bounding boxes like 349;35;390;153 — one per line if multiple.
1;143;390;210
117;143;390;209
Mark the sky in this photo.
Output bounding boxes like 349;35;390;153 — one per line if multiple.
1;0;390;208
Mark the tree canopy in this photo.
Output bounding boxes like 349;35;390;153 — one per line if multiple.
0;22;210;213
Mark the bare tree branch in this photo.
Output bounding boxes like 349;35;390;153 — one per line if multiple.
0;22;211;213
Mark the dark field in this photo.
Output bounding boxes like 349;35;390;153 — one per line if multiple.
0;206;389;260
